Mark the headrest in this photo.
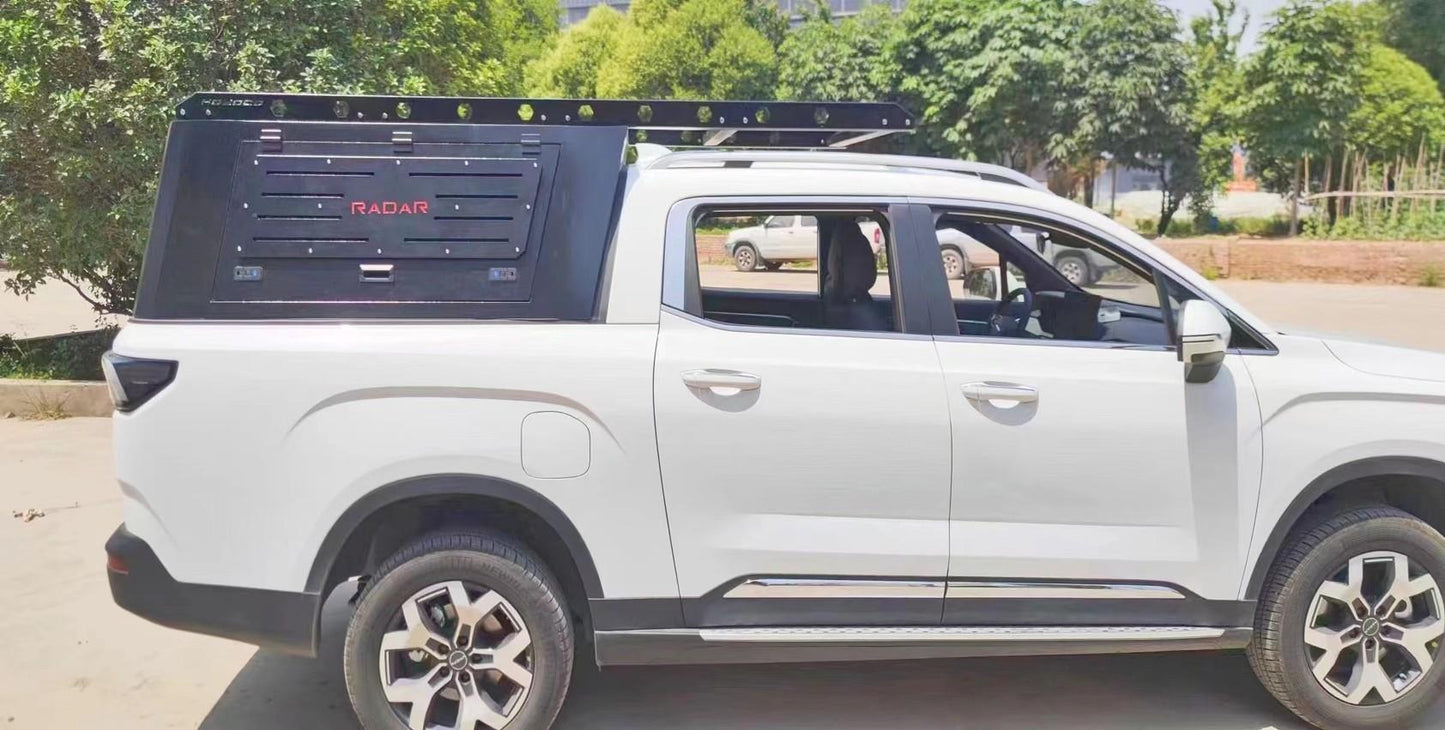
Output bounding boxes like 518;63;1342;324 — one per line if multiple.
823;220;877;303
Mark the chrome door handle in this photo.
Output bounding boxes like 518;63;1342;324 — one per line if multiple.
682;369;762;392
962;382;1038;404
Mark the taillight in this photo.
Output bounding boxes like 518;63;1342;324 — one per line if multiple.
873;227;882;245
101;352;177;412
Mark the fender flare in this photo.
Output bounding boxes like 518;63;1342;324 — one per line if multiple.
1243;456;1445;599
304;473;604;599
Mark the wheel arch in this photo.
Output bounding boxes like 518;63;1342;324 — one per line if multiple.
1245;456;1445;599
305;474;604;642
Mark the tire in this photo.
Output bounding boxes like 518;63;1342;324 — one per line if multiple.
733;243;759;272
345;531;574;730
1248;506;1445;730
1054;253;1092;286
940;247;967;280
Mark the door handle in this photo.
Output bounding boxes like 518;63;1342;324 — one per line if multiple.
682;369;762;392
962;382;1038;404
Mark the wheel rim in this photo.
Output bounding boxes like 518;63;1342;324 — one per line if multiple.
736;248;754;270
379;581;533;729
943;251;964;278
1304;550;1444;706
1058;259;1085;284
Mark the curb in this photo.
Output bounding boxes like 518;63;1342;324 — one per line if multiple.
0;379;112;419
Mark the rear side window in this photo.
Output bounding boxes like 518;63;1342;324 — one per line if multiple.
688;207;898;333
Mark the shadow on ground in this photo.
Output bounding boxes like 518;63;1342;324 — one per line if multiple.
198;589;1420;730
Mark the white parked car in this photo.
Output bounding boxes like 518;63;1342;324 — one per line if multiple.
106;95;1445;730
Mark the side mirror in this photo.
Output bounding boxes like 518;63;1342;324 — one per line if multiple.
1177;299;1231;383
963;267;998;299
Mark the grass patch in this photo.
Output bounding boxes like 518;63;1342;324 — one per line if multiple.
1422;264;1442;288
0;327;117;381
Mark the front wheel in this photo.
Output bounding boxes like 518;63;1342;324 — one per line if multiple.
344;532;574;730
732;243;759;272
1249;506;1445;730
1054;253;1092;286
941;247;967;280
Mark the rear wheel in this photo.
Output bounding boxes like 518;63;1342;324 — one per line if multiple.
733;243;759;272
1249;506;1445;730
1054;253;1091;286
941;247;966;280
345;532;573;730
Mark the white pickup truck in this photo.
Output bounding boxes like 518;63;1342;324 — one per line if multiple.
105;94;1445;730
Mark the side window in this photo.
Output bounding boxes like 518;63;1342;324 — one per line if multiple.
930;211;1171;347
691;208;897;333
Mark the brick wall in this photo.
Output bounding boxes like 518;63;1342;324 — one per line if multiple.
1157;239;1445;285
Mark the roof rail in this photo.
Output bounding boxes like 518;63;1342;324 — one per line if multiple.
645;150;1047;191
176;93;913;149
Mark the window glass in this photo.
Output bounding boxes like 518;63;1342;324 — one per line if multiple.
692;209;896;332
930;211;1170;347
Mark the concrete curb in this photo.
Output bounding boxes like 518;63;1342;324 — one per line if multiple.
0;379;112;419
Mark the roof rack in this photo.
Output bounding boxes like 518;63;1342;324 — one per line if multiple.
176;93;914;149
645;150;1047;191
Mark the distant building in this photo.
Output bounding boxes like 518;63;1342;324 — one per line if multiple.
558;0;907;27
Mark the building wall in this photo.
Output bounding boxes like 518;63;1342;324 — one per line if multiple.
558;0;907;26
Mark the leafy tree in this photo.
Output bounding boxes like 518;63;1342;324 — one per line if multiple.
889;0;1075;169
1058;0;1190;217
1240;0;1372;230
526;5;626;97
777;3;898;102
1346;45;1445;159
1377;0;1445;93
0;0;555;316
593;0;781;100
1181;0;1248;224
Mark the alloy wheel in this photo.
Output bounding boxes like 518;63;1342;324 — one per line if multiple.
1057;258;1086;285
1304;551;1444;706
735;247;755;271
942;249;965;279
379;581;534;729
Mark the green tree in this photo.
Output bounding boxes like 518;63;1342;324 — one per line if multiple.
0;0;554;316
594;0;781;100
1182;0;1248;224
776;3;897;102
1346;45;1445;159
1378;0;1445;93
1058;0;1190;217
526;5;625;98
889;0;1076;169
1241;0;1372;231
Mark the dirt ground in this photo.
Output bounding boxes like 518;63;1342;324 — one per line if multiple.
3;280;1445;728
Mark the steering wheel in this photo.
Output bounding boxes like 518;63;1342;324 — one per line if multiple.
990;287;1035;337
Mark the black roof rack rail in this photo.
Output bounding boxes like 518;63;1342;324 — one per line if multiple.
177;93;913;149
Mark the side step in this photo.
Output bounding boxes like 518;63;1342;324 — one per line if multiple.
594;625;1252;666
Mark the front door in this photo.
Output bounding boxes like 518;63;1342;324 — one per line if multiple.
653;200;952;627
917;205;1263;625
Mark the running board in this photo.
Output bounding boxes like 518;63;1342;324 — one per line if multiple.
594;625;1252;666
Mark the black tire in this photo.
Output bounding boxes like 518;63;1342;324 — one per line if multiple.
940;246;967;280
1054;252;1092;286
733;242;759;272
344;531;574;730
1248;506;1445;730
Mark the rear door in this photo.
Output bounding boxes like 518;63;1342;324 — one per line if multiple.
653;199;952;627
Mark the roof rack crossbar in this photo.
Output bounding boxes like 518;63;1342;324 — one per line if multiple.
645;151;1046;191
176;93;912;148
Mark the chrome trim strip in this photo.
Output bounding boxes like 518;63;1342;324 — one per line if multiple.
724;578;946;600
698;625;1225;644
945;581;1186;600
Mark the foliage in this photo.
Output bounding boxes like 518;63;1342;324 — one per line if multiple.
1422;264;1442;288
1346;45;1445;159
1240;0;1373;193
1378;0;1445;94
552;0;784;100
1182;0;1248;224
526;5;625;98
0;327;116;381
777;3;897;102
1059;0;1193;230
889;0;1075;168
0;0;556;316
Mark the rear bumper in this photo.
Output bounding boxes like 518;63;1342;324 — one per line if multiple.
105;525;321;656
